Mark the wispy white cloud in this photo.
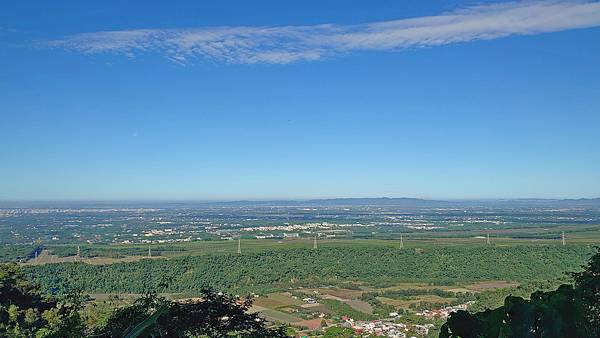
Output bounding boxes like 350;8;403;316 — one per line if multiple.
44;1;600;64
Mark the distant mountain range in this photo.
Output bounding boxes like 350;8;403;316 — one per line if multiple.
1;197;599;208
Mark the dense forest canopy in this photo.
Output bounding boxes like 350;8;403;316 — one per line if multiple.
26;245;592;295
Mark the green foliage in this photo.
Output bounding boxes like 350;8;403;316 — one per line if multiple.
26;245;593;295
122;305;167;338
96;290;288;338
323;326;357;337
440;247;600;338
0;245;38;263
572;247;600;337
358;292;397;317
361;288;476;313
1;264;289;337
81;295;123;333
385;288;474;301
469;279;568;313
46;244;185;259
0;263;85;338
322;299;375;321
441;286;587;338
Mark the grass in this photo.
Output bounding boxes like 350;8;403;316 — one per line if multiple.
378;295;457;309
322;299;374;321
38;232;600;264
254;293;303;309
249;305;303;324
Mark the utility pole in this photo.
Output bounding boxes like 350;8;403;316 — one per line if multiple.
313;235;318;250
400;233;404;249
562;231;566;246
237;238;242;255
487;233;490;245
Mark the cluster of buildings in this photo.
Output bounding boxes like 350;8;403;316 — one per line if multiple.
239;222;373;233
340;317;434;337
415;302;474;319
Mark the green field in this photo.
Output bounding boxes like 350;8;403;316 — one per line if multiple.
31;229;600;261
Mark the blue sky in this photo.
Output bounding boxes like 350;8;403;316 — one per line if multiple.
1;1;600;201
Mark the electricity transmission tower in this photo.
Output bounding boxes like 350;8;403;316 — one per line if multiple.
148;246;151;258
487;233;490;245
237;238;242;254
562;231;566;246
313;235;318;250
400;233;404;249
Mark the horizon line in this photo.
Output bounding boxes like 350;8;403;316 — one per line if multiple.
1;196;598;204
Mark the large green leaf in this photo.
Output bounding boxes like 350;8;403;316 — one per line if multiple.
123;306;167;338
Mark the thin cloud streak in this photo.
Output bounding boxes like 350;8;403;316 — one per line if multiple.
44;1;600;64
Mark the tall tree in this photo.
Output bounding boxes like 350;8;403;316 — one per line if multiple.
572;247;600;337
96;289;288;338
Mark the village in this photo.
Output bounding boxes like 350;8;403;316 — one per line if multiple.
245;286;477;338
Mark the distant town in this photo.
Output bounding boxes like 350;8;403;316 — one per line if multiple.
2;198;599;247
